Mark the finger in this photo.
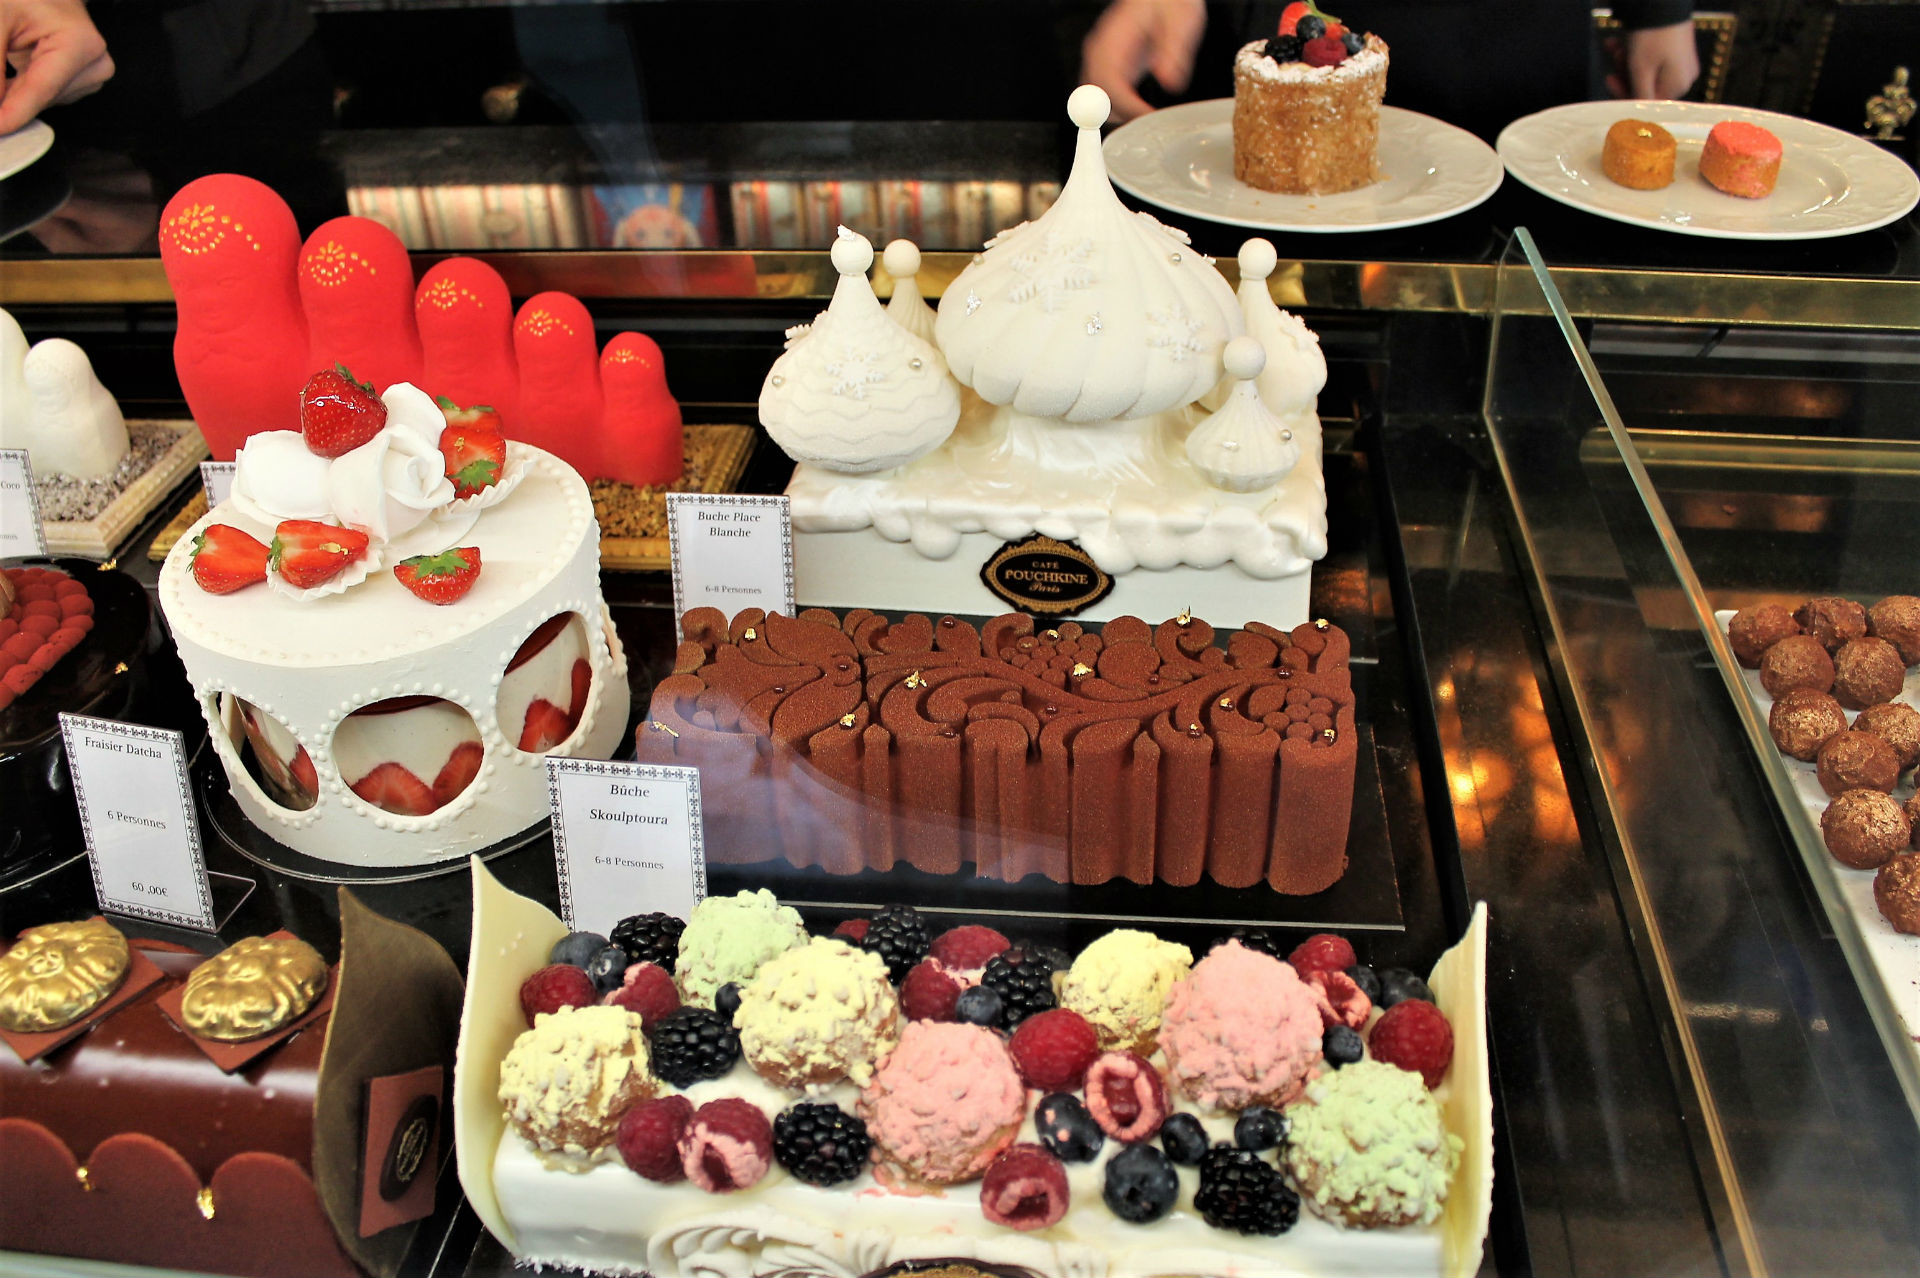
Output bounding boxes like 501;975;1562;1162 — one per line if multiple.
1104;79;1158;123
1149;3;1208;93
51;50;114;106
1630;58;1661;101
1605;71;1628;99
0;41;97;134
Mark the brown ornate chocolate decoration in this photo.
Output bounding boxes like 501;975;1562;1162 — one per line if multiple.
0;919;131;1033
179;936;329;1042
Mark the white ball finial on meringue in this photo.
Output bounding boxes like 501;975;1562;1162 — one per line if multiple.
1186;335;1299;494
882;238;937;344
1068;84;1111;130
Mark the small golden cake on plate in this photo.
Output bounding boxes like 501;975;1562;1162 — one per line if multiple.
1601;119;1677;189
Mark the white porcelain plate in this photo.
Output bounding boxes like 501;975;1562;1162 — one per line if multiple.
1498;100;1920;240
1104;100;1503;233
0;119;53;181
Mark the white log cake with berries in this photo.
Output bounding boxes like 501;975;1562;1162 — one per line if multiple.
454;859;1494;1278
157;368;629;867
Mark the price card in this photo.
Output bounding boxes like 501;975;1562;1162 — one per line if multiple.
59;714;217;930
665;493;794;639
546;758;706;937
199;461;237;508
0;450;47;557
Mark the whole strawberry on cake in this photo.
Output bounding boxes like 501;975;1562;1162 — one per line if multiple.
158;364;629;868
1233;2;1390;195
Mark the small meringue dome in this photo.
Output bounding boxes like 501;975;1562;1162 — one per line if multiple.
1234;238;1326;418
882;239;938;344
1186;336;1300;493
760;228;960;474
933;85;1241;424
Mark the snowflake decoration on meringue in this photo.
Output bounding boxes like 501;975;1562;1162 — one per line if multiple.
823;345;887;399
1007;231;1096;313
1134;210;1192;246
983;221;1031;250
1147;305;1206;363
783;321;814;349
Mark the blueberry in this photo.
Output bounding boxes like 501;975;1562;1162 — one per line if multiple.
1296;15;1326;41
714;981;742;1022
1341;29;1365;55
955;984;1003;1027
585;943;629;994
1344;963;1381;1003
1158;1112;1208;1165
1036;1093;1104;1163
549;931;607;969
1234;1105;1287;1151
1103;1144;1179;1224
1264;35;1303;63
1377;967;1433;1008
1324;1023;1364;1067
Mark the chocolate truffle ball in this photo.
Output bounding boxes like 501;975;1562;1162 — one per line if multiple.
1728;604;1800;669
1820;790;1912;870
1768;689;1849;762
1832;637;1906;710
1759;635;1835;699
1872;854;1920;934
1816;730;1901;796
1867;596;1920;667
1852;702;1920;773
1794;597;1869;653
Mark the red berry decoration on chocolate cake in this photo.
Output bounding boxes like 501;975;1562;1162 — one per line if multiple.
0;567;96;710
1368;998;1454;1088
1009;1008;1101;1092
299;363;387;457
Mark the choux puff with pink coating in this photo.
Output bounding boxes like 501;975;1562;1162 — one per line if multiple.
296;216;424;392
858;1021;1026;1186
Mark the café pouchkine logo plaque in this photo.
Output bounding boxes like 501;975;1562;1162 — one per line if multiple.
980;533;1114;618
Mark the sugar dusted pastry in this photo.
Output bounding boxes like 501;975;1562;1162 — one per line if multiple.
674;889;808;1008
499;1005;657;1170
736;936;900;1090
1057;928;1192;1054
1284;1059;1462;1227
858;1021;1026;1185
1158;938;1322;1112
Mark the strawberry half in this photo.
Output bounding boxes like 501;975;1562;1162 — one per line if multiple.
1278;1;1313;34
350;762;439;816
436;396;504;435
190;524;269;595
432;740;484;807
440;421;507;500
269;520;371;590
519;699;577;752
300;364;387;458
393;546;481;605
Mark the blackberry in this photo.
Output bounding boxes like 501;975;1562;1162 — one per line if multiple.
1195;1146;1300;1235
979;945;1058;1027
1264;34;1304;63
647;1007;739;1087
1159;1112;1208;1165
772;1102;871;1187
1323;1023;1364;1067
1234;1106;1287;1152
861;904;931;983
610;912;685;973
1211;928;1284;961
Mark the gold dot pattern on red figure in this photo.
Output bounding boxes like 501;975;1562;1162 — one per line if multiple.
517;308;574;339
419;277;483;312
604;347;651;367
162;204;262;256
302;239;376;287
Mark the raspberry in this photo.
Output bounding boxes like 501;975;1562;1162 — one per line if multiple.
833;918;870;943
519;963;596;1026
678;1097;773;1192
929;924;1009;971
979;1143;1069;1231
616;1095;694;1182
603;961;680;1029
1305;969;1371;1029
1368;998;1454;1088
1083;1051;1168;1143
1288;933;1356;976
900;959;962;1022
1008;1008;1100;1092
1302;33;1348;66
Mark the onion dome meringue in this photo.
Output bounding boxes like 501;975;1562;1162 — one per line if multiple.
882;239;938;344
1185;336;1302;493
1284;1059;1463;1227
1057;929;1193;1054
1230;238;1327;419
674;889;808;1008
1158;939;1324;1112
859;1021;1027;1185
760;228;959;474
736;936;901;1091
498;1005;658;1171
933;85;1241;424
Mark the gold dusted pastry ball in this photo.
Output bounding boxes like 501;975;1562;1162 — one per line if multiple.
0;918;131;1033
180;935;330;1041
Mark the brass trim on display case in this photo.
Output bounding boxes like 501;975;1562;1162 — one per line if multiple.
3;253;1917;331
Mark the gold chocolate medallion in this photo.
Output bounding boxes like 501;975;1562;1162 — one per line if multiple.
0;919;132;1033
180;935;330;1042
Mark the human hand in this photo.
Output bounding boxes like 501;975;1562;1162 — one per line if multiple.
1081;0;1207;124
0;0;113;134
1607;20;1700;100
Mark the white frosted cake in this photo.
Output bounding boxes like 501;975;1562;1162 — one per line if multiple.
761;87;1329;626
158;381;629;868
454;861;1493;1278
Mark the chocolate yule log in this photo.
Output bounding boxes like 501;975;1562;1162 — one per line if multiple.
635;608;1357;894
